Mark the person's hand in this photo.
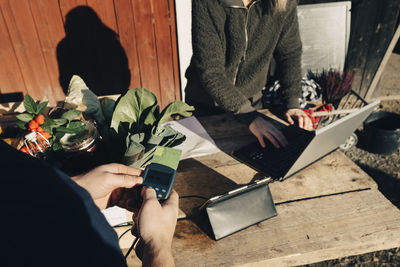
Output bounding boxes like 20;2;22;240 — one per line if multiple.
285;108;313;130
132;187;178;267
72;163;143;210
107;186;142;213
249;116;288;149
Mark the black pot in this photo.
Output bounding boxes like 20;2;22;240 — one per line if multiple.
363;111;400;155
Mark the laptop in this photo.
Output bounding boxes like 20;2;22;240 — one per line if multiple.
232;101;380;181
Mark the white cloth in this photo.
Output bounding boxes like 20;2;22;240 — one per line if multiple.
162;116;220;160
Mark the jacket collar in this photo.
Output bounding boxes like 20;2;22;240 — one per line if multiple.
220;0;265;9
220;0;245;8
220;0;271;15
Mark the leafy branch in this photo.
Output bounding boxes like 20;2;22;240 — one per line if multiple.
16;94;85;151
109;88;194;168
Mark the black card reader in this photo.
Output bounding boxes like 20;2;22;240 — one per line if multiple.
142;163;177;201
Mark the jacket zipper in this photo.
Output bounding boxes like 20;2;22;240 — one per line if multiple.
232;1;257;85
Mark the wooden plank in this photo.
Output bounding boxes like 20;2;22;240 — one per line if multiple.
87;0;117;32
131;0;161;101
153;0;177;107
29;0;66;103
168;0;181;101
365;24;400;100
0;6;27;95
371;95;400;101
370;51;400;99
0;0;53;102
123;190;400;266
358;0;400;99
346;0;400;99
345;0;380;95
176;150;377;215
269;150;377;201
114;0;141;89
59;0;87;22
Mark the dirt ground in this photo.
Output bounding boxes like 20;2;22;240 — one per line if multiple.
300;51;400;266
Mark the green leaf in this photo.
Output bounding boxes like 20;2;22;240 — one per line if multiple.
68;121;85;130
16;113;33;122
56;121;85;134
81;89;105;125
122;133;146;166
156;101;194;127
41;118;68;132
156;126;186;148
56;126;83;134
100;97;116;124
61;109;82;122
41;125;52;133
55;121;84;134
54;131;65;140
142;104;158;126
36;101;48;115
111;88;158;133
64;75;106;125
16;121;27;130
56;127;75;134
52;118;68;126
130;146;157;169
52;141;63;151
24;94;37;114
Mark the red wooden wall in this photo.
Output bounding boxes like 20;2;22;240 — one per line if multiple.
0;0;180;108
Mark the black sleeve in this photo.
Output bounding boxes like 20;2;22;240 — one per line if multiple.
0;141;127;267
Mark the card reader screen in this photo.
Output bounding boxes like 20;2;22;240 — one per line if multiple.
146;169;170;187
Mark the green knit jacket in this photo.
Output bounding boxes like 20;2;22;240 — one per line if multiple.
185;0;302;123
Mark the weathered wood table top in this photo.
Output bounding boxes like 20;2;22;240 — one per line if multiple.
119;113;400;266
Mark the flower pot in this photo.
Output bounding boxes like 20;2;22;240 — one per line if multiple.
363;111;400;155
54;121;106;175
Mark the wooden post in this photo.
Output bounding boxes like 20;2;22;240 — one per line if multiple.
365;24;400;100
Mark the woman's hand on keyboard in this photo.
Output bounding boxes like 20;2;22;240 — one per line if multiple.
249;117;288;149
285;109;314;131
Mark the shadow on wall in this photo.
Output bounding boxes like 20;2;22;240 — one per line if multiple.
57;6;130;96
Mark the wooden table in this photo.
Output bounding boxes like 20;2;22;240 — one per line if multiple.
117;113;400;266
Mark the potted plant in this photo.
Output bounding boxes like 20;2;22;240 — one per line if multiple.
308;69;355;108
63;75;194;169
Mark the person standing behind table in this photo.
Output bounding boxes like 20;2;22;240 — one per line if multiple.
185;0;313;149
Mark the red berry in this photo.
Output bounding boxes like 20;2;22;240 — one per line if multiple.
35;114;45;125
38;131;50;140
20;146;30;154
28;120;39;132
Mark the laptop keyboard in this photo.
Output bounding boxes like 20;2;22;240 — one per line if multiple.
233;126;314;178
